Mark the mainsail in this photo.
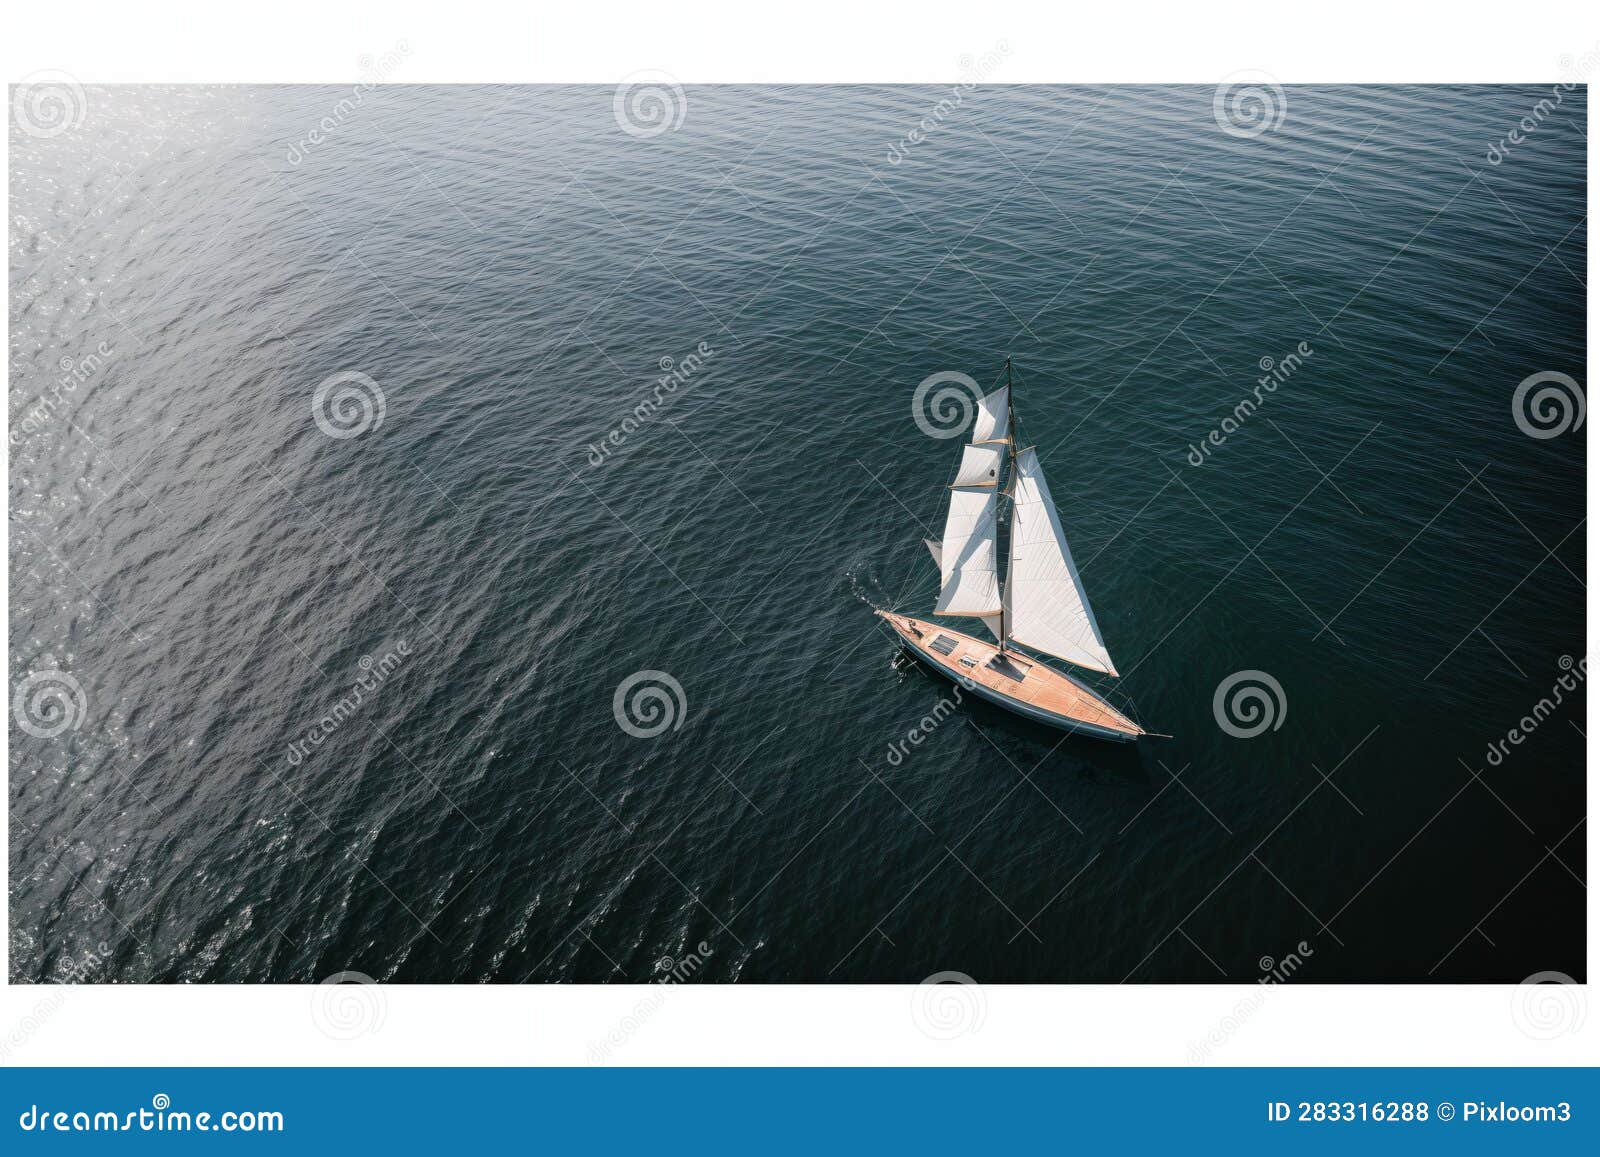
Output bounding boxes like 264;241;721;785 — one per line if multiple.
1004;447;1118;676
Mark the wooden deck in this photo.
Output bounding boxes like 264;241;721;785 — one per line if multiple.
877;611;1144;740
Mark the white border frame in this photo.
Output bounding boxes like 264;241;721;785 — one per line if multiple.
4;0;1594;1067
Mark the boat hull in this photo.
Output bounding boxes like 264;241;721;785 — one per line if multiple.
878;611;1143;743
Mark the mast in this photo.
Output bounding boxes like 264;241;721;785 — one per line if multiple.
1000;356;1015;655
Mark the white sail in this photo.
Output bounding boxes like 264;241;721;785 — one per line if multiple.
972;386;1010;444
1004;447;1118;676
951;443;1002;488
934;486;1002;618
926;535;1002;641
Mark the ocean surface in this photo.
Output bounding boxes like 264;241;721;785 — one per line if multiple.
9;84;1586;984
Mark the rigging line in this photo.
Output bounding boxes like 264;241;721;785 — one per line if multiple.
887;547;926;612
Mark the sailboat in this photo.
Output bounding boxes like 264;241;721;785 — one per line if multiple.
876;358;1148;742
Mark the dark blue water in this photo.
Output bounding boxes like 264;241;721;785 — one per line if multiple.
9;85;1585;982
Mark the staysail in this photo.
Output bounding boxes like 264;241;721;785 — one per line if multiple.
934;487;1001;620
971;386;1010;444
951;443;1002;487
1003;447;1119;676
931;386;1007;637
926;531;1002;641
